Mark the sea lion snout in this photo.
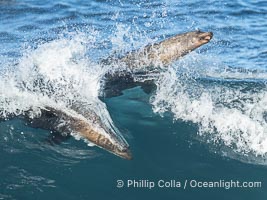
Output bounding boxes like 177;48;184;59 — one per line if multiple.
197;31;213;44
116;148;133;160
123;149;133;160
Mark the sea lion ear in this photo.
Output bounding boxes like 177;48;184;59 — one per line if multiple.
195;29;202;34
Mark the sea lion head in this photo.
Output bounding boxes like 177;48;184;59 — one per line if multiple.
166;30;213;58
73;118;133;160
144;30;213;65
71;106;132;160
113;146;132;160
164;30;213;63
187;30;213;49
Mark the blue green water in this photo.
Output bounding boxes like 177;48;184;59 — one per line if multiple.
1;0;267;199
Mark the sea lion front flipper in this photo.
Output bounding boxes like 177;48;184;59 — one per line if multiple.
102;71;157;98
102;71;137;98
140;80;157;94
24;108;72;145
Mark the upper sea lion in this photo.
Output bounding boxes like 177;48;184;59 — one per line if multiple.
103;30;213;69
102;30;213;97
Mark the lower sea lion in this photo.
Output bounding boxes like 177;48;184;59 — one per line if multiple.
25;105;132;160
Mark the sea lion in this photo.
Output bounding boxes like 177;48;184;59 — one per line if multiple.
102;30;213;97
25;105;132;160
1;30;213;159
103;30;213;69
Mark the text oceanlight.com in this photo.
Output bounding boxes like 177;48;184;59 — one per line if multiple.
116;179;262;190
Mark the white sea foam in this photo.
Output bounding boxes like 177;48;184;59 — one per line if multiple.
151;55;267;162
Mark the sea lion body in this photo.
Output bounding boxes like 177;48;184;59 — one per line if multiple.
102;30;213;97
26;106;132;160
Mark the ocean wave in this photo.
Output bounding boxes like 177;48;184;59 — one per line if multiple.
151;58;267;163
1;25;267;164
